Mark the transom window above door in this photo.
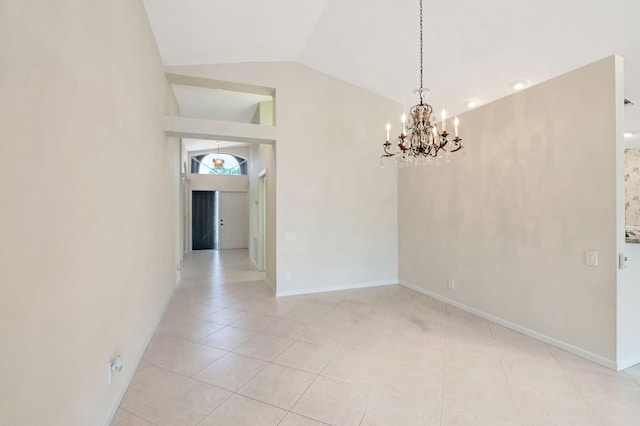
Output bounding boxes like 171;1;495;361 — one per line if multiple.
191;153;247;175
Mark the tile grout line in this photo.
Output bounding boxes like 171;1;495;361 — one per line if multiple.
546;346;610;423
438;331;447;426
493;325;524;424
286;371;324;423
192;387;235;426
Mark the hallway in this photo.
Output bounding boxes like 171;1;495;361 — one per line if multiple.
112;250;640;425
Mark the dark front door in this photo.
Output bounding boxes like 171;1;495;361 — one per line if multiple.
192;190;215;250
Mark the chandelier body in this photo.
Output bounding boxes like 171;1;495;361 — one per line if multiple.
382;0;463;165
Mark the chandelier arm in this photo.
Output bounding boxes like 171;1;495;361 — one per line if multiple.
382;141;395;157
440;136;448;150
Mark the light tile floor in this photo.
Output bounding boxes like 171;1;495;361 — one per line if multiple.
113;249;640;426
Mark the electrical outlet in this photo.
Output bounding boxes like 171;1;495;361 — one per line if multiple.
108;355;123;384
447;279;455;290
285;272;292;281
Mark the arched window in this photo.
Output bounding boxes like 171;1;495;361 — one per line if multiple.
191;153;247;175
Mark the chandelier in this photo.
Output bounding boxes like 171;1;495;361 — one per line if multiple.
382;0;463;166
213;142;225;168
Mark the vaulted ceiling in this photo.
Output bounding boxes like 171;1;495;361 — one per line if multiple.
143;0;640;143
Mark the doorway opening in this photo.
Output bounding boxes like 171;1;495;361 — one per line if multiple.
191;190;216;250
191;190;249;251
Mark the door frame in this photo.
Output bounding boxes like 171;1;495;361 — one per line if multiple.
257;169;267;271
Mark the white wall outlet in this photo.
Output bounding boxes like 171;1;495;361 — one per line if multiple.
285;272;292;281
447;279;455;290
586;251;598;267
108;355;123;384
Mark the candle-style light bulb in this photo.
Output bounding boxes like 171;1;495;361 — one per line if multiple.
401;113;407;135
454;116;459;138
441;109;447;132
385;122;391;142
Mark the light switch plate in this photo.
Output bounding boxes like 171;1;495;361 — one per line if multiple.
586;251;598;267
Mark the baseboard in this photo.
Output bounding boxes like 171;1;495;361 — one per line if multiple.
399;280;618;371
276;279;396;298
617;354;640;371
250;257;259;271
266;276;275;293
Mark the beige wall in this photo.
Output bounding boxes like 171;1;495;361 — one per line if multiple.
399;56;621;365
166;62;399;295
619;243;640;366
0;1;179;425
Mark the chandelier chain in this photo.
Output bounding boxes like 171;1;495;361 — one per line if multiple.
419;0;423;100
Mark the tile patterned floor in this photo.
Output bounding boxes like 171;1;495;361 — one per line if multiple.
113;249;640;425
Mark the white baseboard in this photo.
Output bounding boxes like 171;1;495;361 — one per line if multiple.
617;354;640;371
266;276;275;293
276;279;396;298
250;257;259;271
399;280;619;371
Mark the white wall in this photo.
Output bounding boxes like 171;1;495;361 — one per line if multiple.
189;174;249;192
618;55;640;368
619;243;640;367
167;62;399;295
0;1;179;424
399;56;622;366
180;140;189;257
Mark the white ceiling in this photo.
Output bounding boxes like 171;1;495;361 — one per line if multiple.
143;0;640;145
